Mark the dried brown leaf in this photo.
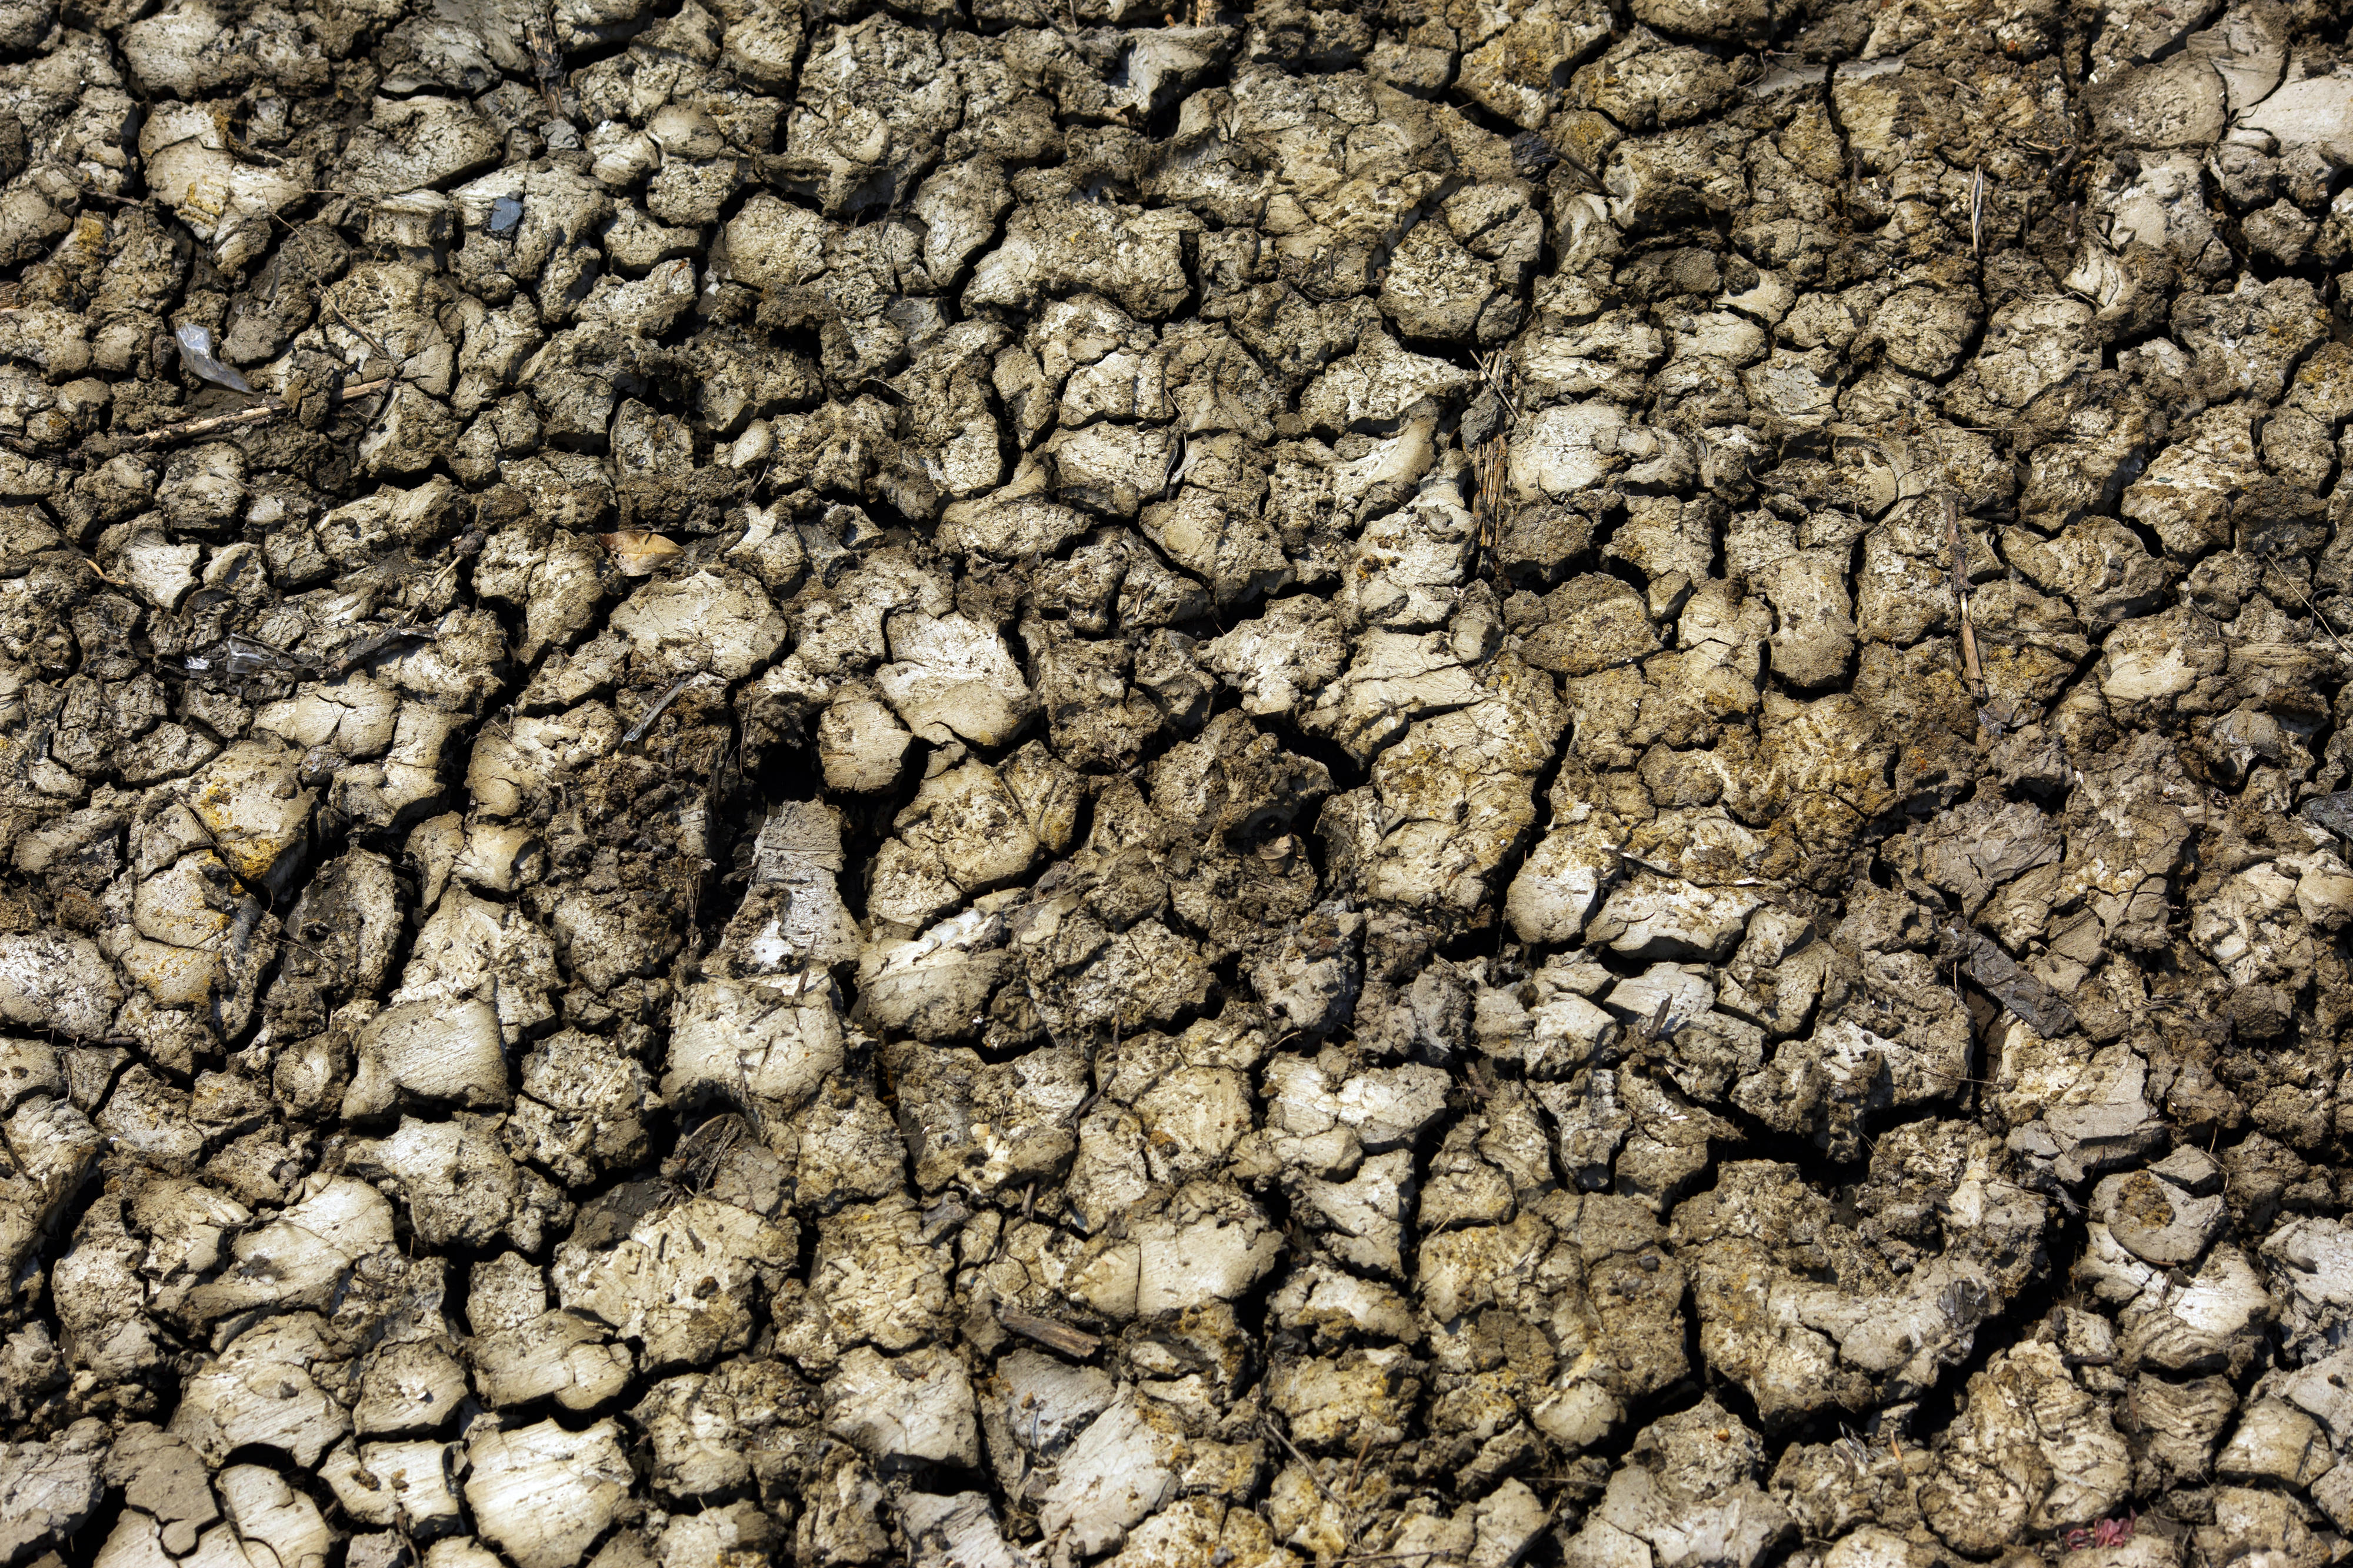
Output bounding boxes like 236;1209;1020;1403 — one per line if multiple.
596;530;682;576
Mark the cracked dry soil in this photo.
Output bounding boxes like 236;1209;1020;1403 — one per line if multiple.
0;0;2350;1562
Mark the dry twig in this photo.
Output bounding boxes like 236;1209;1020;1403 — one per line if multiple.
1470;349;1519;582
108;376;392;451
1261;1415;1351;1516
2264;560;2352;659
998;1310;1101;1357
1945;495;1986;701
324;301;393;369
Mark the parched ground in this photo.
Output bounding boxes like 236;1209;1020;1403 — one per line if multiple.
0;0;2348;1562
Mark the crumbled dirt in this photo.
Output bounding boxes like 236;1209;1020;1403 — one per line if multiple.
0;0;2351;1562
